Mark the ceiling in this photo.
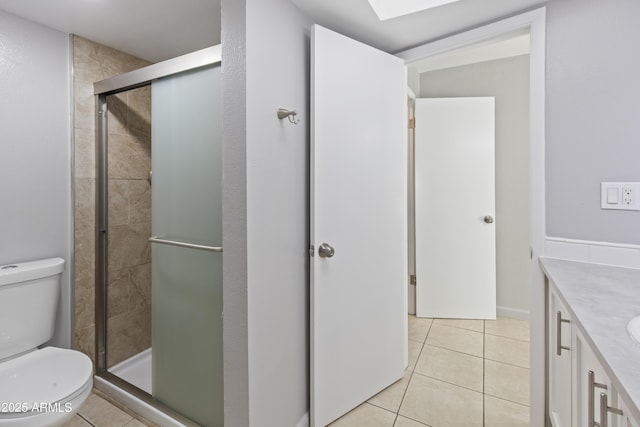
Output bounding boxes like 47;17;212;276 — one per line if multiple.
292;0;545;54
0;0;544;63
0;0;221;63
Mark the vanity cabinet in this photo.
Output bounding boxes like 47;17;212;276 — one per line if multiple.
548;285;573;427
548;280;636;427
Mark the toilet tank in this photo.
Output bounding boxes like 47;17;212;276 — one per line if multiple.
0;258;65;361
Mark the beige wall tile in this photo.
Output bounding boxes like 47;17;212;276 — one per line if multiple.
367;370;412;413
433;318;484;332
484;395;530;427
74;79;95;131
74;128;95;179
107;92;128;136
107;134;151;180
485;333;530;368
130;263;152;309
485;317;530;341
108;179;130;226
107;305;151;367
107;268;133;318
73;36;153;370
399;374;483;427
129;180;152;223
329;403;396;427
415;345;483;392
128;86;151;138
107;222;151;271
408;315;432;343
425;323;483;357
484;359;530;406
74;325;95;365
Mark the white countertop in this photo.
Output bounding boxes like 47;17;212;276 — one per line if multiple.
540;257;640;420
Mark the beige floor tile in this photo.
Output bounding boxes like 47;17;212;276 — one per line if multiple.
414;344;483;392
407;340;423;371
399;374;483;427
485;333;530;368
329;402;396;427
125;419;151;427
62;415;93;427
78;393;134;426
425;323;483;357
485;359;530;406
394;415;428;426
408;316;433;343
433;318;484;332
368;370;412;413
485;317;530;341
484;395;530;426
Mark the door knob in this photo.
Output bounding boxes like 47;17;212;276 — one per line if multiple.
484;215;494;224
318;243;335;258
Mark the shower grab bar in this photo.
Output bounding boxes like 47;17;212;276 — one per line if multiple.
149;236;223;252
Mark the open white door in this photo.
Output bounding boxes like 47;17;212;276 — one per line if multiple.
311;25;407;427
414;97;496;319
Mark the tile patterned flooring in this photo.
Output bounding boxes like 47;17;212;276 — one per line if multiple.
67;316;530;427
329;316;531;427
63;391;155;427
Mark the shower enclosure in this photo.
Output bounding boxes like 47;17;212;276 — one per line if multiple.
93;46;223;427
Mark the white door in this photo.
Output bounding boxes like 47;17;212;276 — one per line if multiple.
311;25;408;427
414;98;496;319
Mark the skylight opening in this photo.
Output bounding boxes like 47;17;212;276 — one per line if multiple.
367;0;462;21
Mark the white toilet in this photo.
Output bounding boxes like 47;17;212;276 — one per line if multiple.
0;258;93;426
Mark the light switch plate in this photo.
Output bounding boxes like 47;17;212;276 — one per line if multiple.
601;182;640;210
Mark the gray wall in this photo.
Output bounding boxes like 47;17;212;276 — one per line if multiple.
420;55;531;316
223;0;313;425
0;11;72;347
546;0;640;245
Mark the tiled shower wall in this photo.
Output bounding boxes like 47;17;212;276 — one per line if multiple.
73;35;152;367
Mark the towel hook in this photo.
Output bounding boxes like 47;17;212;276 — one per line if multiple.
277;108;299;125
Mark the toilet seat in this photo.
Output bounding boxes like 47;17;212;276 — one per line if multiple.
0;347;92;423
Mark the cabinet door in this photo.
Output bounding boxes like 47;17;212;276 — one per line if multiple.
574;328;612;427
549;285;573;427
618;397;640;427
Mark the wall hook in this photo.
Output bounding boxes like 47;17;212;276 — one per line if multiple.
277;108;300;125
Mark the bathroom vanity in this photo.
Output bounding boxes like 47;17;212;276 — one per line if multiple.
542;257;640;427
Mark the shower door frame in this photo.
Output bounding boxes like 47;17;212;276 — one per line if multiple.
93;45;221;426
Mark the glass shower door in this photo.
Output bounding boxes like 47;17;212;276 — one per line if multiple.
151;64;223;426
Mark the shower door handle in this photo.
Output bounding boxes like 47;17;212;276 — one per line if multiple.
149;236;223;252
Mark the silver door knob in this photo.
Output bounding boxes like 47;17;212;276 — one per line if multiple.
318;243;335;258
484;215;494;224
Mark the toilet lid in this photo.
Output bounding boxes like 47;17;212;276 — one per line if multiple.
0;347;92;413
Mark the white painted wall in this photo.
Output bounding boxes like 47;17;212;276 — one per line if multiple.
223;0;314;425
546;0;640;245
0;11;72;347
419;55;530;318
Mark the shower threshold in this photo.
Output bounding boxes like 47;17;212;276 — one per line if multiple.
109;348;152;394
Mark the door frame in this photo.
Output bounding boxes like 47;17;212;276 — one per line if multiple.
396;8;547;426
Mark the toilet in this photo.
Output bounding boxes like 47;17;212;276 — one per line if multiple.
0;258;93;427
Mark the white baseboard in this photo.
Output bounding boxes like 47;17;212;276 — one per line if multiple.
497;306;530;321
295;412;309;427
545;237;640;269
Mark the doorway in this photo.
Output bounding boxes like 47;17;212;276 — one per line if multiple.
398;9;547;426
407;31;531;321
